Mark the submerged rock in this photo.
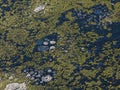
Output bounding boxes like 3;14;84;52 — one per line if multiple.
4;82;26;90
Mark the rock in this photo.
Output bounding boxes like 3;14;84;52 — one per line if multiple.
43;41;48;45
49;46;55;50
4;82;26;90
41;75;53;82
31;74;36;77
40;81;43;84
4;73;9;78
34;4;46;12
26;74;31;77
29;71;34;75
38;70;44;75
50;41;56;45
35;74;41;78
47;69;52;73
22;69;27;73
30;76;35;80
81;47;85;51
33;71;38;75
9;76;13;80
64;50;68;53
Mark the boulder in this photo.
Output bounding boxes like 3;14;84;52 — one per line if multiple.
4;82;26;90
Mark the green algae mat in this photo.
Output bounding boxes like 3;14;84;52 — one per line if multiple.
0;0;120;90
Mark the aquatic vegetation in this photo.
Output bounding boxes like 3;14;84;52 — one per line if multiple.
0;0;120;90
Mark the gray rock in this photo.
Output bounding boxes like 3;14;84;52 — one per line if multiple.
41;75;53;82
4;82;26;90
47;69;52;73
9;76;13;80
64;49;68;53
49;46;55;50
4;73;9;78
23;69;27;73
34;71;38;75
30;76;35;80
26;74;31;77
81;47;85;51
37;71;44;76
35;74;41;78
43;41;48;45
34;4;46;12
29;71;34;75
50;41;56;45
